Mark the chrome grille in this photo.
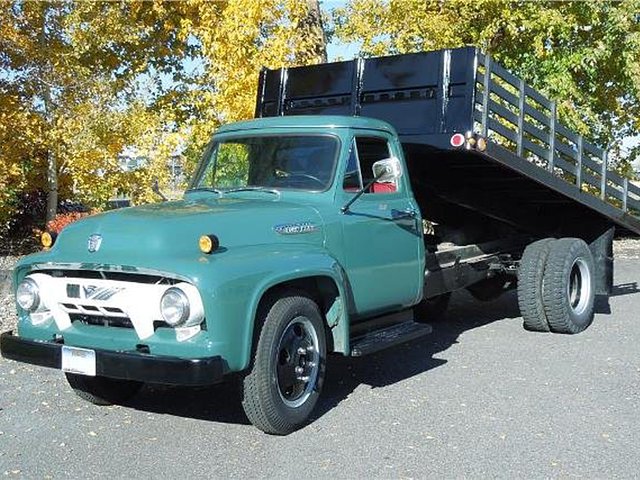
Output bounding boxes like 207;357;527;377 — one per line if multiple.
70;314;134;329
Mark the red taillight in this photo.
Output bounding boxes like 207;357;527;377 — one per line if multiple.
450;133;465;148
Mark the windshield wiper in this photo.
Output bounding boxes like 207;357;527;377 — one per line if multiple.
225;186;281;197
187;187;224;197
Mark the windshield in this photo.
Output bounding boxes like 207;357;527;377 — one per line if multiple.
192;135;339;192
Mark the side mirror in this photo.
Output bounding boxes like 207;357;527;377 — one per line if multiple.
372;157;402;182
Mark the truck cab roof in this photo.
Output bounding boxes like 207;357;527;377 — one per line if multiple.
215;115;397;136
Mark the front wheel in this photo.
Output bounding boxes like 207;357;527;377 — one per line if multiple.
242;293;326;435
66;373;142;406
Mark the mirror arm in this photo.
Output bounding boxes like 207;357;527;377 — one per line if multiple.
340;171;384;214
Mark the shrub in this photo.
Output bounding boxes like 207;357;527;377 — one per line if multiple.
45;211;95;235
0;191;96;254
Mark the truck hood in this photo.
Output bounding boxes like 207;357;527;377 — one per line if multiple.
49;196;325;262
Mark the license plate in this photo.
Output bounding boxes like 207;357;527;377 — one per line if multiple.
61;346;96;376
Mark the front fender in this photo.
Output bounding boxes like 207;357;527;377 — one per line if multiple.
13;244;352;372
200;244;352;371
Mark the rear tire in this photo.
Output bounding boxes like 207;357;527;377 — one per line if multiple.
242;294;326;435
542;238;595;334
65;373;142;406
518;238;555;332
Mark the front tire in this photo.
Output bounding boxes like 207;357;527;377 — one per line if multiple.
242;294;326;435
66;373;142;406
542;238;595;334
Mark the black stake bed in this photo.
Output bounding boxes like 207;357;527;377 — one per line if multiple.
256;47;640;238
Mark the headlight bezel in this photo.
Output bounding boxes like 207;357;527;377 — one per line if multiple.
160;287;191;326
16;277;41;312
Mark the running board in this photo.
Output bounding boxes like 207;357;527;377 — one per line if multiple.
350;321;432;357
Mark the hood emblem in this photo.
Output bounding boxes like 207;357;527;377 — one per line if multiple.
273;222;318;235
87;234;102;253
82;285;123;300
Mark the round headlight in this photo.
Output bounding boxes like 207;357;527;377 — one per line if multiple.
160;287;190;326
16;278;40;312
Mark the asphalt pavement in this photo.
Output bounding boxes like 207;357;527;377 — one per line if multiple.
1;258;639;479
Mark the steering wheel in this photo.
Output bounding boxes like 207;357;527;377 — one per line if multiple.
278;172;325;188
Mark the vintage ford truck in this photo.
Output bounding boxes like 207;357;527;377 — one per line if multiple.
2;47;640;435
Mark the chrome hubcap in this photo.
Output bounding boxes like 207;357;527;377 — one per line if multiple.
275;316;320;408
567;258;591;316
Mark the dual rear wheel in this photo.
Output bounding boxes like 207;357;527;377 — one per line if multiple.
518;237;596;334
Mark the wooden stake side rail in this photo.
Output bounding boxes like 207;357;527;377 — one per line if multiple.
475;52;640;216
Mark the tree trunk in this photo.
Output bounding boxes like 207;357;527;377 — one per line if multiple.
40;4;57;223
46;149;58;223
303;0;328;64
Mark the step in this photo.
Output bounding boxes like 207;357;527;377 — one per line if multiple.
350;321;432;357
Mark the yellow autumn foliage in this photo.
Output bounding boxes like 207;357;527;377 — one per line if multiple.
0;0;326;241
333;0;640;172
178;0;328;176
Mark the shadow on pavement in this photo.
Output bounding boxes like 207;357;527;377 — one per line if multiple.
124;281;638;427
314;289;522;420
594;282;638;315
127;380;250;425
125;289;522;427
611;282;639;297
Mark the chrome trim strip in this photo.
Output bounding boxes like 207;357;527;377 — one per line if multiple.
28;263;191;283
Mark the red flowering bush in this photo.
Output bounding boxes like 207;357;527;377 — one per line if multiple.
46;211;95;235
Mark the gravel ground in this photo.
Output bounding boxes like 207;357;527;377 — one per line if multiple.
0;255;19;334
0;252;639;478
613;237;640;259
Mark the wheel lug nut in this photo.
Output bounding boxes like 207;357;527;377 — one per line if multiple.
297;347;306;355
295;366;304;374
306;345;314;353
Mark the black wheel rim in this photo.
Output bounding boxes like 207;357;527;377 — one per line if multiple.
275;316;320;408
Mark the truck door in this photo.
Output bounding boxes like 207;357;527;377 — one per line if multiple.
340;134;424;317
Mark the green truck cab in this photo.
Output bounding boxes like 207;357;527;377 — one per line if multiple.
3;48;640;434
2;116;428;434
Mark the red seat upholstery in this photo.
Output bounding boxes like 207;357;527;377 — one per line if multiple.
371;182;396;193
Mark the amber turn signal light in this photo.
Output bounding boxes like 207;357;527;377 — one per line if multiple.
199;234;219;254
41;231;56;249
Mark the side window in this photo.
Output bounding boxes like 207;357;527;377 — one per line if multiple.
342;136;397;194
